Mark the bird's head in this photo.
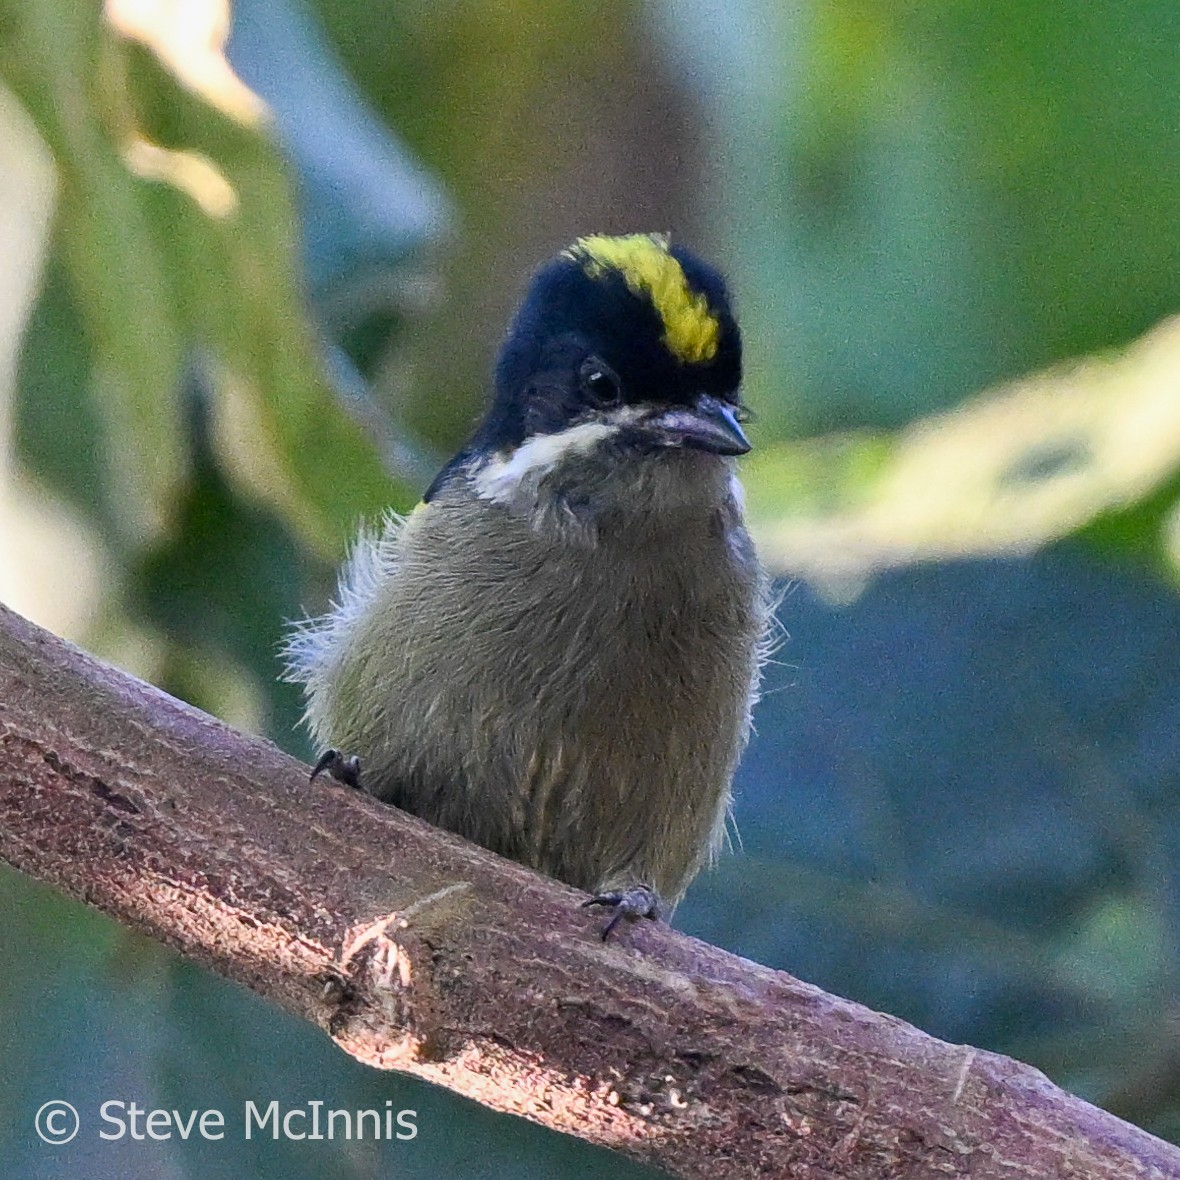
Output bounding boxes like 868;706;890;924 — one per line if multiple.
455;234;748;509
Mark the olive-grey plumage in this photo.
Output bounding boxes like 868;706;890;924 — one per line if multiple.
286;234;771;924
292;449;766;905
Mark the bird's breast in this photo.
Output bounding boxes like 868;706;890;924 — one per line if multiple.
351;456;766;897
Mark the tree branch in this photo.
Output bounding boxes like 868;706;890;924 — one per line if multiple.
0;602;1175;1179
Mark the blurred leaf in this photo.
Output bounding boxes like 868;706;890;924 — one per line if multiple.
1;0;398;556
107;0;266;126
13;256;112;531
226;0;453;491
228;0;448;301
1051;893;1167;1006
1;0;186;540
746;316;1180;596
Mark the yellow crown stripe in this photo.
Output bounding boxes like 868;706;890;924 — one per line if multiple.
565;234;721;365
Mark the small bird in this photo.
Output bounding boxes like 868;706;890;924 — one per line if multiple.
285;233;771;937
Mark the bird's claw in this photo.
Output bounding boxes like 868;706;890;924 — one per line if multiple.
310;749;363;790
582;884;661;940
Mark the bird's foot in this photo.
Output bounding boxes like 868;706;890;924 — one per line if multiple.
310;749;363;790
582;884;661;941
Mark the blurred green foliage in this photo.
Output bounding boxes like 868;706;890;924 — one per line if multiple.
3;0;1180;1175
668;0;1180;435
2;0;394;560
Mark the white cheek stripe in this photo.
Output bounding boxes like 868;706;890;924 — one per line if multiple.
472;408;644;502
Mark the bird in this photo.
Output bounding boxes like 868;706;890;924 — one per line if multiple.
284;232;772;938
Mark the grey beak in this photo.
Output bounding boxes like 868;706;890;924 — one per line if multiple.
645;394;752;456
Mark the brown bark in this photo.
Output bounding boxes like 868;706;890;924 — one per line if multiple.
0;601;1175;1179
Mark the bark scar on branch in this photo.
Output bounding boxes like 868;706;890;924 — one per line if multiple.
952;1046;979;1105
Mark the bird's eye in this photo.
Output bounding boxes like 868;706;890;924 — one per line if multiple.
579;358;622;408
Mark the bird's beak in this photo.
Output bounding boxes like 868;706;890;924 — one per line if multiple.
643;394;752;456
